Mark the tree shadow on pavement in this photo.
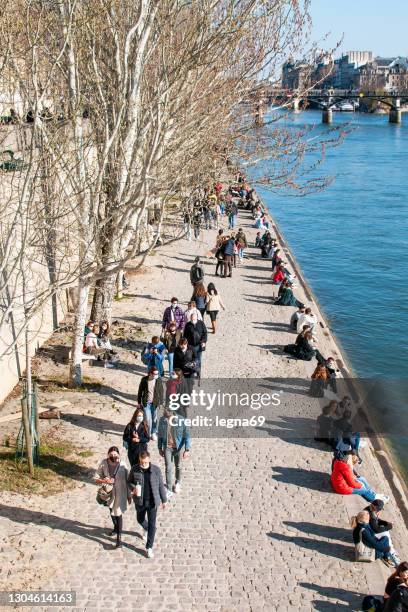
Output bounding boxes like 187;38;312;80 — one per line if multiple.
256;416;319;450
163;254;195;264
119;315;162;326
272;466;331;492
130;294;165;302
112;362;147;376
62;413;124;437
300;582;369;611
243;293;272;304
312;601;353;611
89;383;138;403
255;380;312;396
253;322;292;332
283;521;350;542
242;277;267;284
248;343;284;355
267;532;354;561
0;504;113;549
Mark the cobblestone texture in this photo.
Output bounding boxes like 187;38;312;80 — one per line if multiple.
1;208;407;611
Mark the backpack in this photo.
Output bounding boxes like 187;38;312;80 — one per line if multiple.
191;265;204;284
141;345;152;366
361;595;384;611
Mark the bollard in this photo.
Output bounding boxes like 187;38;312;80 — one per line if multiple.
322;108;333;124
389;109;402;124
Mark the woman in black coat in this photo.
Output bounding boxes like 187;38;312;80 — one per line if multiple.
123;408;150;467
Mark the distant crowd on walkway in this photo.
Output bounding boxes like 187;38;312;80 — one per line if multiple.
91;171;408;610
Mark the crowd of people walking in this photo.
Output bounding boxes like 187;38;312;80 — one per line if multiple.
92;171;407;609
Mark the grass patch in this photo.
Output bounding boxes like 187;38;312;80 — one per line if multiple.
0;430;93;496
36;375;102;393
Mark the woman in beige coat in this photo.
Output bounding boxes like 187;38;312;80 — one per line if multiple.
95;446;130;548
205;283;226;334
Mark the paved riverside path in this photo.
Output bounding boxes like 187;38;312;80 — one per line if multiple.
1;206;408;611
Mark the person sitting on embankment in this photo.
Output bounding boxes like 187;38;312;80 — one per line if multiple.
351;511;396;569
290;305;306;331
275;283;303;307
284;330;325;363
384;561;408;601
364;499;401;567
331;450;389;504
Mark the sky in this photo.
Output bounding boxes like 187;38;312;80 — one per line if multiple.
311;0;408;58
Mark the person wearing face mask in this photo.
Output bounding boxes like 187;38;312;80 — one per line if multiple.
123;408;150;467
137;367;165;441
165;369;191;415
128;450;167;558
183;313;207;372
162;297;186;333
162;323;182;377
95;446;130;548
184;300;203;323
158;404;190;497
173;339;197;379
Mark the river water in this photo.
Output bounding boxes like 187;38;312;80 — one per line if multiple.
255;109;408;477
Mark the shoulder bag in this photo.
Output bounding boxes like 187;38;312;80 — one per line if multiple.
355;528;376;562
96;462;120;506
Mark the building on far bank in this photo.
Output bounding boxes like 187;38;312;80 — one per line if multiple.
353;57;403;91
344;51;373;67
281;58;312;90
387;57;408;92
282;51;408;94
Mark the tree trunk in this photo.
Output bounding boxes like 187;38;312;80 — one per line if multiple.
116;270;124;300
70;280;90;387
24;328;34;476
90;274;116;323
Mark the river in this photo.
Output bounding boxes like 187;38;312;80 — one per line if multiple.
255;109;408;478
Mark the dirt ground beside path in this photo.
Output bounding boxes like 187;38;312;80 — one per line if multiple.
1;206;407;611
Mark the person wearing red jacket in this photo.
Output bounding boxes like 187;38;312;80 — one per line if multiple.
331;451;385;502
272;265;285;285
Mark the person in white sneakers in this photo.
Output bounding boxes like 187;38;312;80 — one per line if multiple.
157;403;190;498
128;451;167;558
364;499;400;566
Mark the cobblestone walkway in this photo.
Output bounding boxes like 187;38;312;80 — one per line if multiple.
1;208;407;611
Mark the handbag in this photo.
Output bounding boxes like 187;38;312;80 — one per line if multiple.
355;528;375;562
96;462;120;506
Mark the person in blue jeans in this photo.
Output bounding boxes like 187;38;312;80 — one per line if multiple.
137;367;164;441
331;450;389;503
351;510;396;568
162;324;182;377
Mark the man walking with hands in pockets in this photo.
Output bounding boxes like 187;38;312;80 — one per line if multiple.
128;450;167;558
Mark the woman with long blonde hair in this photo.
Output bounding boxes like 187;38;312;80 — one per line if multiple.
351;510;395;568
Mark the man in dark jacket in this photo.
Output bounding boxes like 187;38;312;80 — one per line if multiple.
222;235;235;278
128;450;167;558
190;257;205;286
236;228;248;261
137;367;164;440
173;338;197;378
183;313;207;371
